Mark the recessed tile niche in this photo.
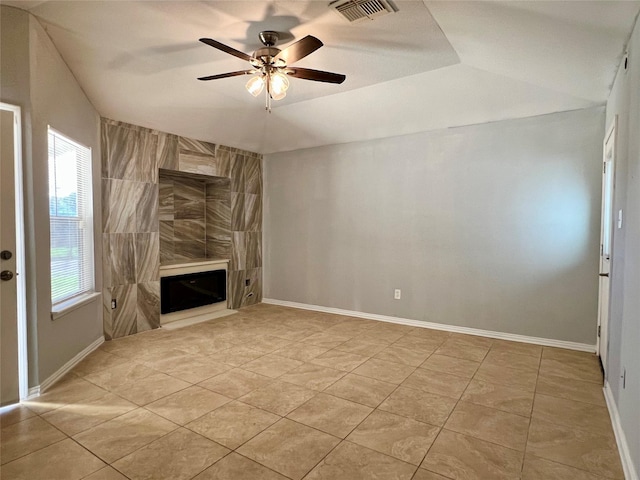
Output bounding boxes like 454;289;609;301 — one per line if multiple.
101;118;262;340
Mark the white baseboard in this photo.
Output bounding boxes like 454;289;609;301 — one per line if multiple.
262;298;596;352
34;336;105;395
604;382;639;480
26;386;40;400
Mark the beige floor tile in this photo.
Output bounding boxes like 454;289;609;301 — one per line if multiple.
272;342;330;362
353;358;415;384
73;408;177;463
532;393;614;437
242;354;304;378
0;416;66;464
444;401;529;451
287;393;372;438
526;418;623;479
379;387;456;426
536;373;606;406
461;379;534;417
237;418;340;480
0;438;105;480
207;346;265;366
405;327;450;340
112;427;229;480
482;350;540;373
402;368;470;399
324;373;397;407
302;332;351;349
0;404;35;428
83;466;129;480
347;410;439;465
279;363;346;391
145;385;231;425
419;354;480;379
108;372;191;405
539;358;603;384
193;452;288;480
412;469;450;480
239;380;317;415
334;339;388;356
41;391;137;435
160;356;231;384
374;345;431;367
422;430;523;480
198;368;272;398
310;349;370;371
449;333;494;347
359;330;405;345
522;454;610;480
83;362;157;392
186;400;279;449
490;340;542;358
474;363;538;392
245;335;293;354
72;349;130;377
24;376;108;414
394;335;445;352
305;440;417;480
542;347;599;363
435;339;490;362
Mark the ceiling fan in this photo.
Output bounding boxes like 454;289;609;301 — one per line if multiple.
198;31;346;111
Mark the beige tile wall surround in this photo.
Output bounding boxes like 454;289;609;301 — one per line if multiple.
101;118;262;339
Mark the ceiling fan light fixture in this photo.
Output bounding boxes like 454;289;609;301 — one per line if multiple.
245;75;265;97
270;71;290;98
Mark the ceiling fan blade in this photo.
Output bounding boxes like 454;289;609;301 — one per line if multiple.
286;67;346;84
199;38;253;62
197;70;254;81
274;35;323;65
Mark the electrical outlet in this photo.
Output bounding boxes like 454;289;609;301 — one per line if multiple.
111;299;117;310
394;289;401;300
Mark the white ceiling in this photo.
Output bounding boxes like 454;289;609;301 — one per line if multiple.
5;0;639;154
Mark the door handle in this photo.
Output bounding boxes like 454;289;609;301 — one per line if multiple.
599;273;609;277
1;270;14;281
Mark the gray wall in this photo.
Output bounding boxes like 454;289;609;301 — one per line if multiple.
264;108;604;345
605;15;640;476
1;6;103;385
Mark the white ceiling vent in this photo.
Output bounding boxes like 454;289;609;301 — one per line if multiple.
329;0;397;23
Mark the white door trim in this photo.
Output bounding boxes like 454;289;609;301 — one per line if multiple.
596;116;616;371
0;102;28;401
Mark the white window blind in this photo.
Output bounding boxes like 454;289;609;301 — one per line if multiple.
48;128;94;305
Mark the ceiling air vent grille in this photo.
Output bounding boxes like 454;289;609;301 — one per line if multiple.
330;0;397;23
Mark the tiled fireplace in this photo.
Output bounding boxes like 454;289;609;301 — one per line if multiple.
101;118;262;339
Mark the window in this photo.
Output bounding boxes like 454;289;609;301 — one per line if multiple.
48;128;94;305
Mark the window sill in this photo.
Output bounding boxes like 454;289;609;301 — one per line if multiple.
51;292;101;321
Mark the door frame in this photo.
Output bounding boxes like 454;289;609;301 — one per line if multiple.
0;102;28;402
596;116;616;371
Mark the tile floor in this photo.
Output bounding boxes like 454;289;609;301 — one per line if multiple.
0;304;622;480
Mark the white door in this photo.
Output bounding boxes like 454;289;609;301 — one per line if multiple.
597;118;616;372
1;103;26;405
1;107;20;405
